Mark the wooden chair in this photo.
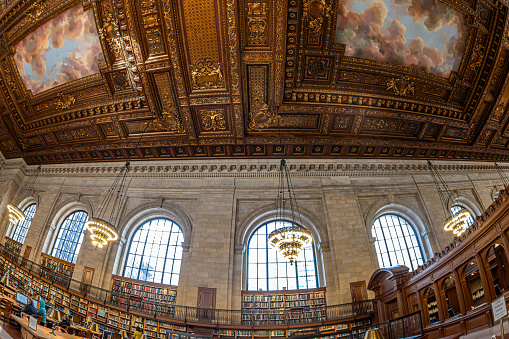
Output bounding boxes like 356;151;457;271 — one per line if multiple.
55;326;68;333
0;301;12;326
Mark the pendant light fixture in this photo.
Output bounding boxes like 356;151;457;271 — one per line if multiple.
267;107;312;264
84;115;153;248
427;161;469;236
84;162;127;248
6;165;41;224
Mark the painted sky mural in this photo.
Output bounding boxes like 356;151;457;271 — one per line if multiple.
14;5;104;94
335;0;469;77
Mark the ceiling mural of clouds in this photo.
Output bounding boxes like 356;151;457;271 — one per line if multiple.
335;0;469;77
14;5;104;94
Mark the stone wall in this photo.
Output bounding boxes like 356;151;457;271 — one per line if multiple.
0;153;505;310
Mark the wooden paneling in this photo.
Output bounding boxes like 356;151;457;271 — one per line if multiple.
350;281;367;302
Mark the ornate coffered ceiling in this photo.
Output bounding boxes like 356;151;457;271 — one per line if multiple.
0;0;508;164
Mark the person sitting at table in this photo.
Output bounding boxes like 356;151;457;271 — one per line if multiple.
37;299;47;326
20;298;37;316
58;314;71;328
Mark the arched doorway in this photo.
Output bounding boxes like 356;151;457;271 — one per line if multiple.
442;277;460;318
424;287;439;324
464;262;485;308
485;244;509;297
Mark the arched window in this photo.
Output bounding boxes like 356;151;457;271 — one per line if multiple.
123;218;183;285
50;211;89;264
451;205;474;227
10;203;36;244
247;220;318;291
372;214;424;271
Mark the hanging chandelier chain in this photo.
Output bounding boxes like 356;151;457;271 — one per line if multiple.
95;165;127;219
111;163;131;229
96;116;152;224
495;162;509;187
427;161;456;218
268;106;312;264
14;165;42;205
428;160;469;236
85;114;154;249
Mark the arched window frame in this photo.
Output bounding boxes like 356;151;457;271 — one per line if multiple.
112;204;192;280
246;219;319;291
371;213;425;271
49;210;89;264
121;217;184;285
238;208;328;291
448;196;481;220
9;203;37;244
41;198;94;262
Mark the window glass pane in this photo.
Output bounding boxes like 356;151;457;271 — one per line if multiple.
11;203;37;244
50;211;89;264
123;218;184;284
246;220;318;291
372;214;424;271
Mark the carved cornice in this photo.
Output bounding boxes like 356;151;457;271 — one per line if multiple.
3;157;507;178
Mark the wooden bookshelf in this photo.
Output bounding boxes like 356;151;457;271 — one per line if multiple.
0;249;374;339
111;275;177;315
4;237;22;256
40;253;74;287
241;288;326;325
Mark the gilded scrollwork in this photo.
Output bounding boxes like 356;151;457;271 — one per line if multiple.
98;12;123;62
26;2;44;23
55;93;76;110
145;108;184;133
386;76;415;96
190;58;224;90
248;90;281;130
153;73;185;133
468;44;484;71
247;3;267;15
141;0;157;14
146;29;164;55
201;109;227;131
302;0;331;44
247;17;267;45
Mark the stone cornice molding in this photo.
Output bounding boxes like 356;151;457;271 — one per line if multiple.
6;159;508;178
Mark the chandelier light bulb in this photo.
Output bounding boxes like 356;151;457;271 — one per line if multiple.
268;224;312;264
85;217;119;248
7;204;25;224
443;209;470;236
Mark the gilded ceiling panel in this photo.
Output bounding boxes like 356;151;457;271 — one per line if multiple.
13;5;104;94
181;0;220;64
0;0;507;163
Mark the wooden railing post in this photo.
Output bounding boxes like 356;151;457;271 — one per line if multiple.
453;269;467;315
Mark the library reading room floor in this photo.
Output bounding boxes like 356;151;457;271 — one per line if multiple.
1;321;19;339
